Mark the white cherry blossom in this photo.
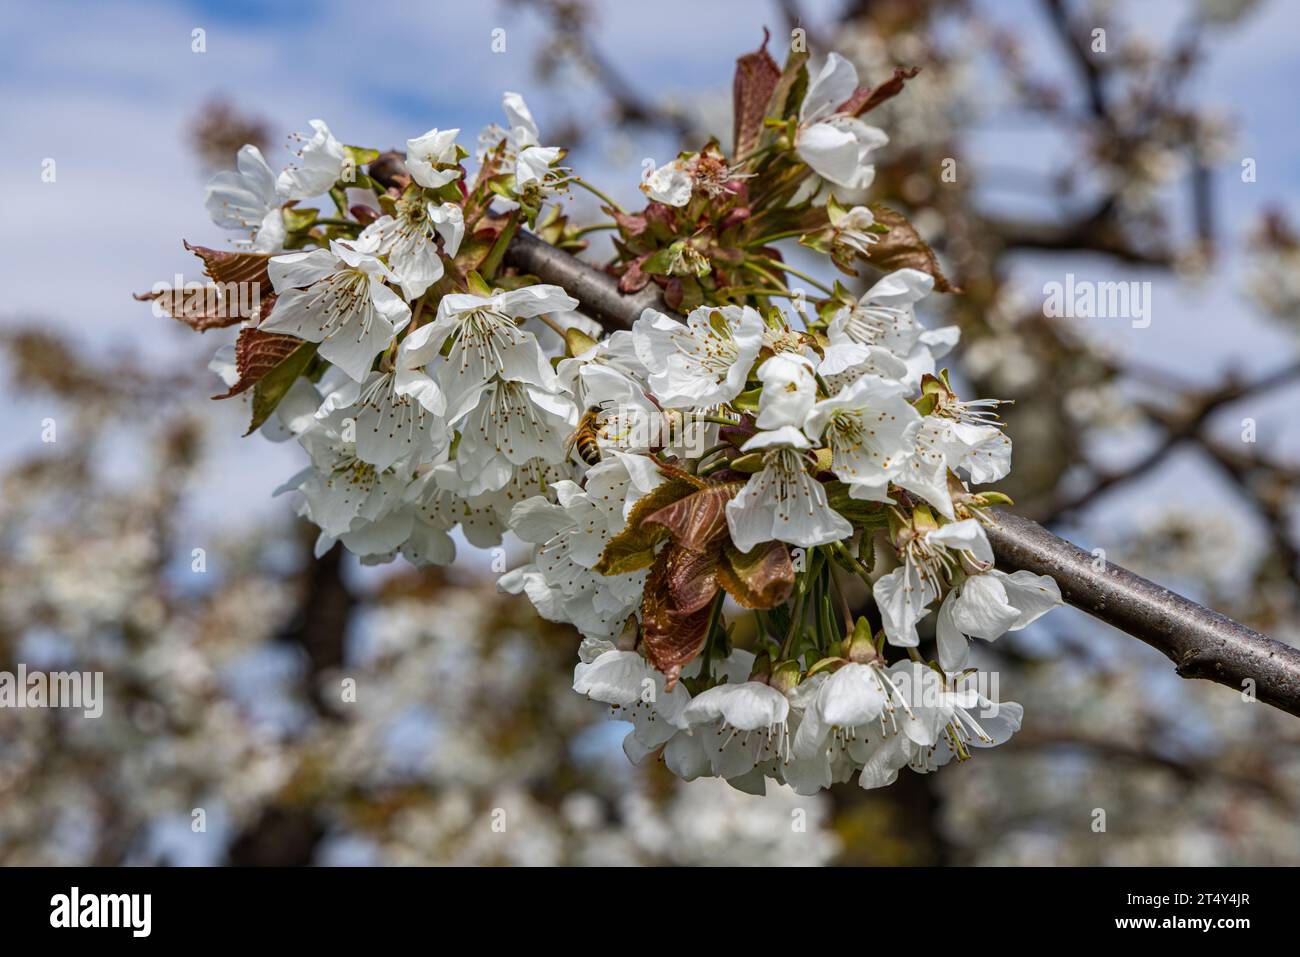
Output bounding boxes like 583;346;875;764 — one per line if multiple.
262;241;412;383
796;54;889;190
873;518;993;648
680;680;791;780
405;127;462;189
356;197;463;300
726;427;853;552
755;352;818;430
313;323;449;472
831;204;881;258
203;145;285;252
276;119;346;200
936;568;1062;670
642;158;693;206
422;284;577;421
805;373;921;502
632;304;764;408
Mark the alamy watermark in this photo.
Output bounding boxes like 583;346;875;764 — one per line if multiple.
147;275;261;322
0;664;103;718
50;887;150;937
1042;272;1152;328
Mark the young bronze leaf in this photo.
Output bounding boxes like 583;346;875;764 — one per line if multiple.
214;323;300;400
718;541;795;609
641;550;713;689
844;66;921;118
642;483;740;552
653;459;708;489
134;287;244;332
593;478;696;576
246;339;318;435
666;543;721;616
182;240;273;291
866;205;960;293
733;29;782;159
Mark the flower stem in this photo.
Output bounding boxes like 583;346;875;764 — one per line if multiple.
746;229;810;247
720;286;804;300
747;254;833;295
694;443;735;475
570;177;625;214
685;413;741;428
480;209;520;280
573;222;619;238
831;540;874;589
701;592;726;677
738;258;790;292
535;312;567;338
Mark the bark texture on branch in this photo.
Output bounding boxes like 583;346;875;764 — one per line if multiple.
503;231;1300;719
506;230;665;330
986;510;1300;718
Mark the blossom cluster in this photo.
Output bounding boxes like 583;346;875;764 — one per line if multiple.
154;40;1062;795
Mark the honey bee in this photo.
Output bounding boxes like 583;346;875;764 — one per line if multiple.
566;404;606;466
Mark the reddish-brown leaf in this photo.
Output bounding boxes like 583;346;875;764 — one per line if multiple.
593;478;697;576
182;240;272;291
662;277;684;311
611;208;648;238
652;459;708;489
866;204;960;293
643;484;740;552
846;66;921;117
214;325;308;399
733;29;782;159
641;550;713;689
133;287;245;332
618;254;651;294
666;544;721;615
718;541;795;609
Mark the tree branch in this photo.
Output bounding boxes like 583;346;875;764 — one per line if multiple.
504;230;1300;719
985;509;1300;718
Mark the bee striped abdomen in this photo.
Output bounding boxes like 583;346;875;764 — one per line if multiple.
566;405;605;466
575;432;602;465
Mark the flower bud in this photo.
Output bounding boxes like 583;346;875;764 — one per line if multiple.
770;660;802;695
564;327;598;358
728;451;765;473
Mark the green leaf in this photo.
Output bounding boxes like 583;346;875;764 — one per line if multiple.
825;481;890;525
731;387;762;414
564;327;598;357
465;270;493;297
345;145;381;167
246;339;318;435
767;46;810;131
281;206;319;232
